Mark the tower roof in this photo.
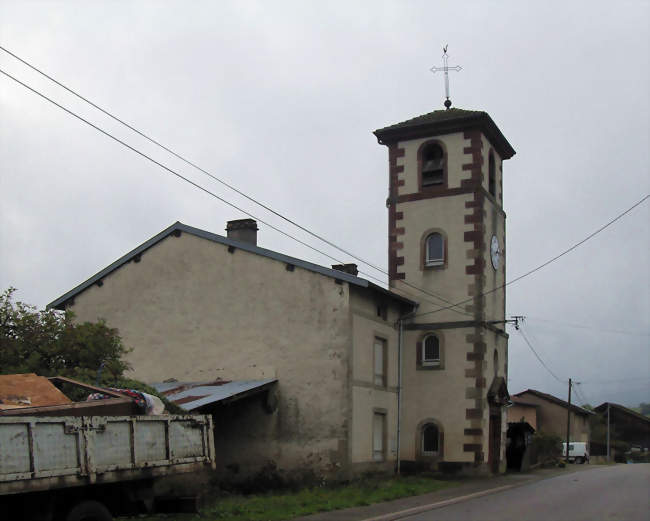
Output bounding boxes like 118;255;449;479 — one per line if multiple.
374;108;516;160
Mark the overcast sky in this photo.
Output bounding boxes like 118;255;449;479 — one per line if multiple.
1;1;648;408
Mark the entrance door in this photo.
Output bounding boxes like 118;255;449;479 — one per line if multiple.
488;411;501;473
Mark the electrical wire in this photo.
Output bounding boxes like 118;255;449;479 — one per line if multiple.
518;327;564;383
412;194;649;319
572;383;590;407
0;45;473;317
580;377;650;385
0;67;477;318
525;317;649;337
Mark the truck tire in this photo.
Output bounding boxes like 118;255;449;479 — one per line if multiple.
65;500;112;521
576;457;584;464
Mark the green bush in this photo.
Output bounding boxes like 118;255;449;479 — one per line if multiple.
531;431;563;465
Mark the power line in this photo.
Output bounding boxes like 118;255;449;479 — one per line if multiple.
412;194;649;319
580;377;650;385
0;68;475;319
0;47;472;318
573;383;590;406
518;327;564;383
525;317;649;337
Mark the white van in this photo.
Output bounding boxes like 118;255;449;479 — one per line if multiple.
562;442;589;463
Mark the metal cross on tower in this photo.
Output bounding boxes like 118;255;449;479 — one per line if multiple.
430;45;462;110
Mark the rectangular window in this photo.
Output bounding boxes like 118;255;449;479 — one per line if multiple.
373;338;386;387
373;412;385;461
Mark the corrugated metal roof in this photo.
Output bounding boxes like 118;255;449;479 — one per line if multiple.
152;378;277;411
47;222;416;310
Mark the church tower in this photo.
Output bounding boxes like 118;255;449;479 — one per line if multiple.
374;108;515;473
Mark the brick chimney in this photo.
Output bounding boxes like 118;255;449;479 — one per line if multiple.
331;263;358;276
226;219;258;246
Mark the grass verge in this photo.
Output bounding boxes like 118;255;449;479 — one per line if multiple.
123;475;459;521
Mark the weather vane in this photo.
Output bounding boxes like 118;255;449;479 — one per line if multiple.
430;45;462;110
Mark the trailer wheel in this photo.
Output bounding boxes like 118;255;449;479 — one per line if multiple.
65;500;112;521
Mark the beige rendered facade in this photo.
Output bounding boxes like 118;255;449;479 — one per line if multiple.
49;222;413;480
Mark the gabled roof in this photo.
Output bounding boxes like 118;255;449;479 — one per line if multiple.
594;402;650;424
48;222;416;311
513;389;594;416
373;107;516;160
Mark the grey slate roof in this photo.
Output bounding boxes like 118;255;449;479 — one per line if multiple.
373;107;516;160
47;221;416;310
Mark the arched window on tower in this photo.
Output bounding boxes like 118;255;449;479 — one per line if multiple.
421;143;445;187
422;334;440;366
422;423;440;455
488;151;496;197
425;233;444;267
493;349;499;377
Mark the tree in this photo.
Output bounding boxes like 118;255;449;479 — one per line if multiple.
1;287;130;384
1;288;185;413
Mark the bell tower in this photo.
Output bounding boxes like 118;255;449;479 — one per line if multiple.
374;108;515;473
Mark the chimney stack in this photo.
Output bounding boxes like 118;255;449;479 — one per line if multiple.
331;263;358;276
226;219;258;246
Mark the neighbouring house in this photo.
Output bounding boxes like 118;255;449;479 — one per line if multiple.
511;389;593;443
591;402;650;462
49;106;516;478
507;399;538;431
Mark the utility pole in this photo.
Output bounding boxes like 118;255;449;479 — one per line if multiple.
606;402;610;462
565;378;572;463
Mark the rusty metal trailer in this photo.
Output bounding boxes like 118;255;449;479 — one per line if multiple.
0;414;215;520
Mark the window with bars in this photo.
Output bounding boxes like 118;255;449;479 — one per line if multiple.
422;334;440;366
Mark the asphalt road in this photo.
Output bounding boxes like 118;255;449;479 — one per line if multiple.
402;464;650;521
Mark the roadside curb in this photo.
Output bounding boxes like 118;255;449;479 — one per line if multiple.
358;484;517;521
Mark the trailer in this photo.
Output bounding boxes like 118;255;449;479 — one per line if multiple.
0;414;215;520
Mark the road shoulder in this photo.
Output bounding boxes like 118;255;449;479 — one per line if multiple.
290;464;604;521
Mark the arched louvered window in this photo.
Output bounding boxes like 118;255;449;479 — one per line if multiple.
425;233;444;266
421;143;445;187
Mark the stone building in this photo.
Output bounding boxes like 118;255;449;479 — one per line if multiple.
49;106;516;477
510;389;593;443
49;220;414;480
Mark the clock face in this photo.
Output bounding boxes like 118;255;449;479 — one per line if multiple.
490;235;500;270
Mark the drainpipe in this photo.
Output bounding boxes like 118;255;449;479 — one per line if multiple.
396;318;403;475
396;306;418;475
